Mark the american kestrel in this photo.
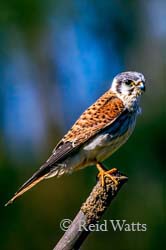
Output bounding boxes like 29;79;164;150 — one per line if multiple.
5;71;145;206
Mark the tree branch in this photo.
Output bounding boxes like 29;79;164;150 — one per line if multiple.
53;170;128;250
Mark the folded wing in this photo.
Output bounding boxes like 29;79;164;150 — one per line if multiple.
5;91;125;206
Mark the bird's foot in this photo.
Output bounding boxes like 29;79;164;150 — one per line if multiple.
96;163;118;187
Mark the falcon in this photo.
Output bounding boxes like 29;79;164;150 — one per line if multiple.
5;71;145;206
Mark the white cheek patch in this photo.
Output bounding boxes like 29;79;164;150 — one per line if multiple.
120;84;130;95
111;79;131;95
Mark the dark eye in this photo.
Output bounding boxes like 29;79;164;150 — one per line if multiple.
124;80;133;86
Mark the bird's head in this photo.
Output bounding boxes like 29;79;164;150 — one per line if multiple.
111;71;145;110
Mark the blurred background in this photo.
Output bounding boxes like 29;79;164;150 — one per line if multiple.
0;0;165;249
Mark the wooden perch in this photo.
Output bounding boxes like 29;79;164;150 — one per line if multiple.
53;170;128;250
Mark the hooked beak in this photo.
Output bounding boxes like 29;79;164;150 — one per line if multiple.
138;81;145;92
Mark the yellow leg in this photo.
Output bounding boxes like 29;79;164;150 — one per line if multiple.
96;163;118;187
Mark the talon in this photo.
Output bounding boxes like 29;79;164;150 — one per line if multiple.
96;163;118;187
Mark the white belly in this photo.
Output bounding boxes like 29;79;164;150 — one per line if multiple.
83;126;134;162
62;123;135;175
47;113;137;177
